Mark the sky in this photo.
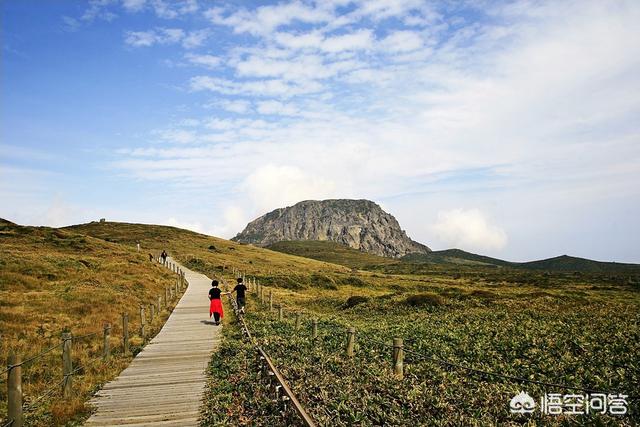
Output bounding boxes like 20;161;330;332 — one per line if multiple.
1;0;639;263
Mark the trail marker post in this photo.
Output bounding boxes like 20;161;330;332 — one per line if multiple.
122;313;129;356
62;332;73;397
7;352;23;427
140;306;146;340
103;323;111;360
393;338;404;380
347;327;356;357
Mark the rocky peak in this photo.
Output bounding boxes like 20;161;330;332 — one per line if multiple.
232;199;430;258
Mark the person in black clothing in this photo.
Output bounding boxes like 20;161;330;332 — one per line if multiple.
230;277;248;313
161;250;167;264
208;280;224;325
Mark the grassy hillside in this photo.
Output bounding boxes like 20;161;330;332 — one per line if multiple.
65;221;351;280
266;240;396;269
0;219;180;425
519;254;640;273
60;221;639;425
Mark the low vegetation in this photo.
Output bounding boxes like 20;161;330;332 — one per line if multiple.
4;220;638;425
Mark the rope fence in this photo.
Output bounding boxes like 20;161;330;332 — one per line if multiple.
230;271;636;419
225;276;316;427
1;254;188;427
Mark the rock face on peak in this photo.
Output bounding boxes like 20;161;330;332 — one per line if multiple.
232;199;430;258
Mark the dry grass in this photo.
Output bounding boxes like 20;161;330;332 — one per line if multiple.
0;220;181;425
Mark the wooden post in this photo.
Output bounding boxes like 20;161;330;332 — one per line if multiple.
122;313;129;356
62;332;73;397
103;323;111;360
7;352;23;427
278;305;283;321
149;303;155;323
158;295;162;312
393;338;404;380
269;291;273;312
140;306;146;339
346;327;356;357
312;318;318;340
164;287;169;306
295;312;301;330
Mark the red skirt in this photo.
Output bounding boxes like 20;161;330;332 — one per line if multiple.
209;298;223;318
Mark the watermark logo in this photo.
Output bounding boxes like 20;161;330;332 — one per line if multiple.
510;392;628;415
510;391;536;414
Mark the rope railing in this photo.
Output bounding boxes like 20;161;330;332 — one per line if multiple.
2;253;187;427
2;342;63;374
226;290;316;427
244;276;636;408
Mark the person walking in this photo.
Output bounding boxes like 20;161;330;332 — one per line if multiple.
208;280;224;325
161;250;167;265
230;277;248;314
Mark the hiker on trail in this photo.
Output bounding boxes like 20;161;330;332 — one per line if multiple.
148;253;153;262
208;280;224;325
161;250;167;264
230;277;248;314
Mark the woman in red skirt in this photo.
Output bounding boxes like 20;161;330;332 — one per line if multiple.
208;280;224;325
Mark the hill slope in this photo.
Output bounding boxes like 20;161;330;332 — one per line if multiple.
0;219;178;424
233;199;430;258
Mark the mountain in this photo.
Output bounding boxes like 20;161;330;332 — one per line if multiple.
517;254;640;273
403;249;640;273
232;199;430;258
402;249;513;267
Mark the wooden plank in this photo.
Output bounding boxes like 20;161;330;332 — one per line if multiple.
85;258;221;426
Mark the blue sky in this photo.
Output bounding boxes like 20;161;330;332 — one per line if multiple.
2;0;639;262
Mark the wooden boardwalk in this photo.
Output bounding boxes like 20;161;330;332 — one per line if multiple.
85;258;221;426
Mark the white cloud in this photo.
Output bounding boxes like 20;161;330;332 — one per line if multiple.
185;53;220;68
190;76;323;98
256;100;300;116
122;0;146;12
156;128;197;144
321;29;374;52
182;29;209;49
217;99;252;114
124;28;207;49
379;30;424;53
151;0;198;19
432;208;508;251
210;206;249;238
205;2;333;36
164;217;206;233
242;164;337;212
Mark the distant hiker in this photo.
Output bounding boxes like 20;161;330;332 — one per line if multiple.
231;277;248;314
148;253;153;262
208;280;224;325
161;250;167;264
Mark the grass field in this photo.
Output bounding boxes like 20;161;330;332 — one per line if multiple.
65;221;640;425
4;220;638;425
0;219;182;425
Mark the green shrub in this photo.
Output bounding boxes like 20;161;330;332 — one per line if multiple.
405;292;444;307
310;273;337;290
339;276;368;287
344;295;369;308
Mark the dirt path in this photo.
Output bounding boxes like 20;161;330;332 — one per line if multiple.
84;258;221;426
